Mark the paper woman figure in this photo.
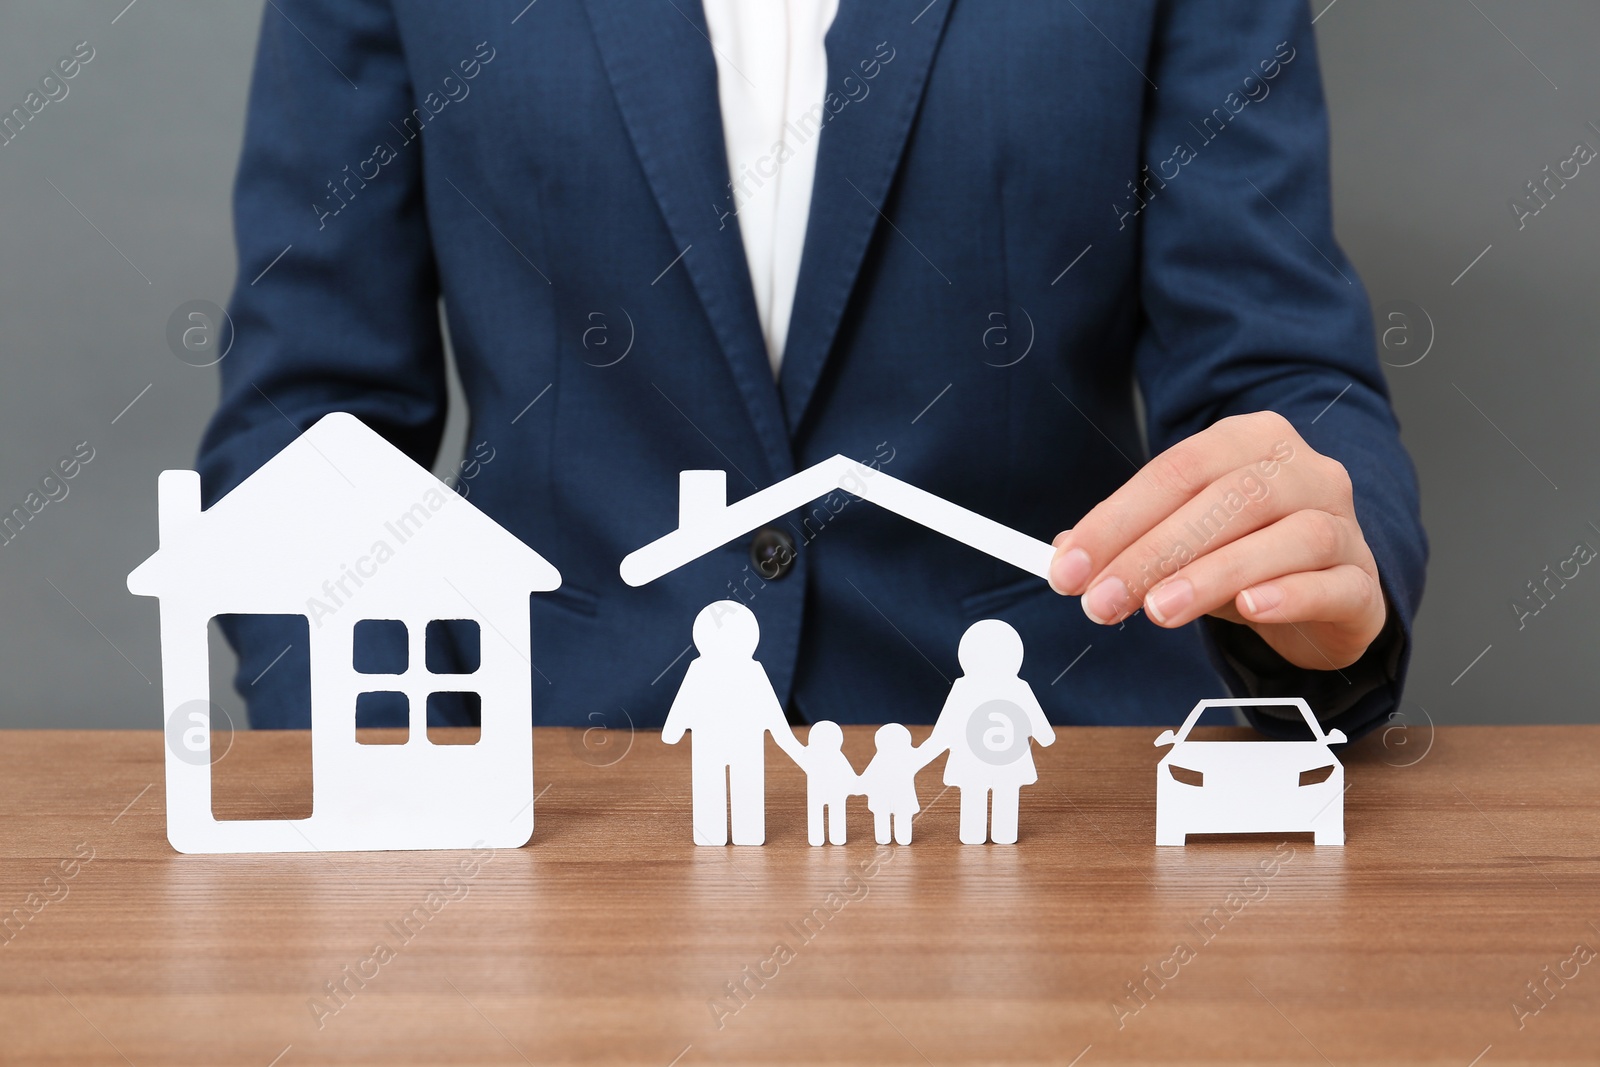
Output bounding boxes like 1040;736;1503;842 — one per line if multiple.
921;620;1056;844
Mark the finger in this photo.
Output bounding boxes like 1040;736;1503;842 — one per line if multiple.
1230;565;1388;671
1235;563;1385;633
1141;510;1358;628
1079;464;1337;625
1049;412;1303;595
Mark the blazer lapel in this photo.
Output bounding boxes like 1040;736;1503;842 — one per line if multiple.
583;0;794;482
778;0;956;431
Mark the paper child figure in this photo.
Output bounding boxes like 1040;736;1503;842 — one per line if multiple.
792;721;860;846
859;723;938;845
662;600;804;845
921;620;1056;845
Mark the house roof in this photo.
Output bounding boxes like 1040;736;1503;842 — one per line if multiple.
619;454;1055;586
127;412;560;605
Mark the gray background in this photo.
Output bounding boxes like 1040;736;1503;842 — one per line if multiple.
0;1;1594;730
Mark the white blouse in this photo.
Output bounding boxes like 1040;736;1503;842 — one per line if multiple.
701;0;841;374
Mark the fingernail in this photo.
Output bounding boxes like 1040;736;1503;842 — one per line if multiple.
1082;576;1129;624
1145;578;1193;626
1050;547;1093;595
1052;530;1072;550
1240;583;1283;616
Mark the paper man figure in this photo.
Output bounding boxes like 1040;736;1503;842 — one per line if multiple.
792;721;860;846
922;620;1056;844
859;723;938;845
662;600;804;845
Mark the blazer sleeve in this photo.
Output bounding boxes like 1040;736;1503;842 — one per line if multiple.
198;0;447;727
1130;1;1427;741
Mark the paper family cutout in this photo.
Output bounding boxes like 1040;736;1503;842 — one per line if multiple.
664;601;1056;845
125;413;1347;854
1154;698;1346;846
127;413;553;854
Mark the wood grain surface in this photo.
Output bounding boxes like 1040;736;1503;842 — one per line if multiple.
1;724;1598;1066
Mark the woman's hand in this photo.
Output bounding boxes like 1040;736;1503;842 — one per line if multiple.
1047;411;1387;671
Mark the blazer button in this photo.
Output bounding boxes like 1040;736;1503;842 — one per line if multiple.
750;527;797;579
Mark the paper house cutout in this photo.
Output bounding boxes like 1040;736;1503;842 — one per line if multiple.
619;455;1055;586
127;412;559;854
1153;698;1345;847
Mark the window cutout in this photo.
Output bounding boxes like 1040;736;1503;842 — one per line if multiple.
1162;703;1282;741
356;691;409;744
1168;765;1204;787
426;691;482;745
1299;765;1336;786
426;619;481;674
209;614;313;821
353;619;408;674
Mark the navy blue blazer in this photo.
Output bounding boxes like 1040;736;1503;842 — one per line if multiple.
200;0;1426;738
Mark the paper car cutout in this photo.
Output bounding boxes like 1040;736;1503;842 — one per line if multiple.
127;412;557;854
1153;698;1345;846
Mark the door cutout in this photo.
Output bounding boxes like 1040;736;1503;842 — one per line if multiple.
208;614;313;821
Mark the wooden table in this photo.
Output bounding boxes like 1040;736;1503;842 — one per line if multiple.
2;724;1598;1066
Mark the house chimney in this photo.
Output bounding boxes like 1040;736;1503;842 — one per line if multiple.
158;469;201;546
679;470;726;528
